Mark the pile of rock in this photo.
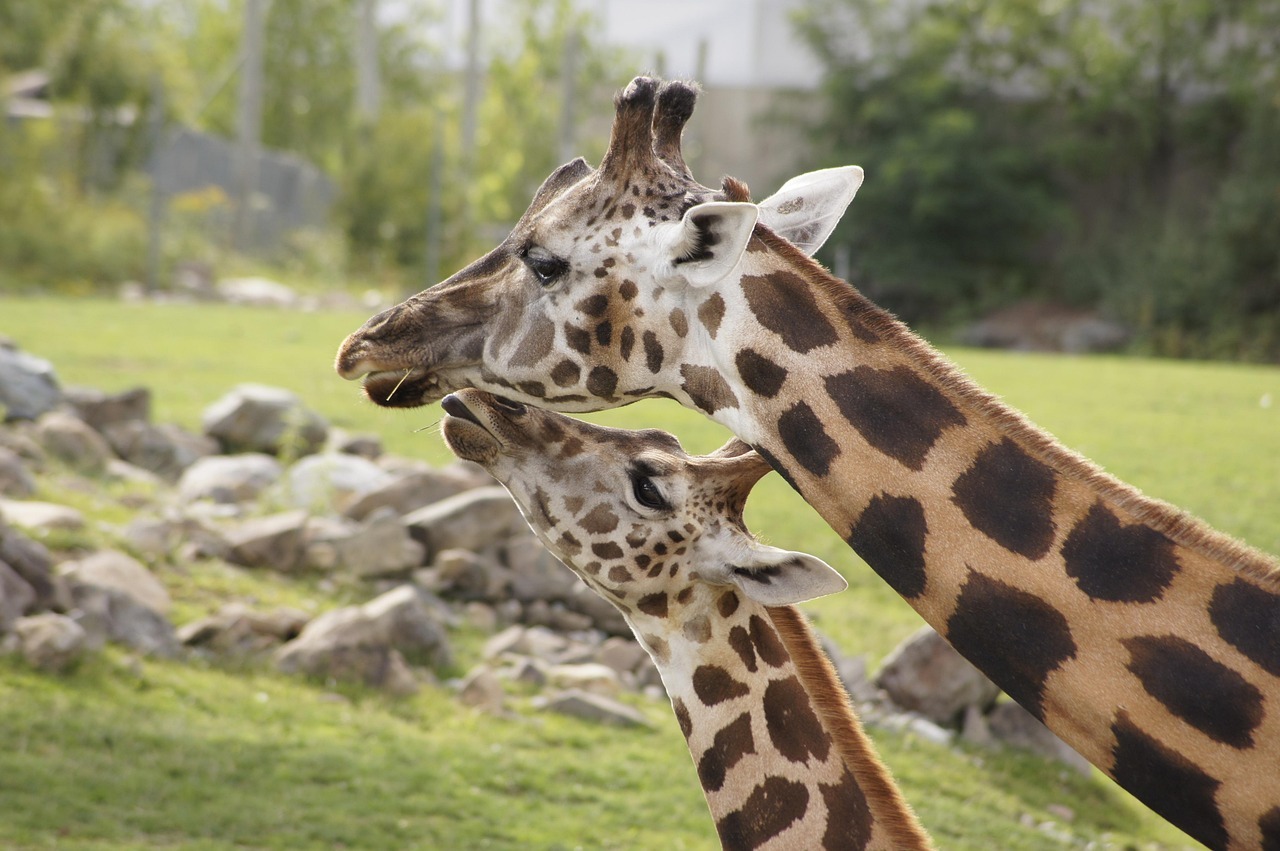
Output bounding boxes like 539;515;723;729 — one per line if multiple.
0;336;1087;765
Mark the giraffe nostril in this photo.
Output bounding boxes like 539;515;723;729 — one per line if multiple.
493;396;527;415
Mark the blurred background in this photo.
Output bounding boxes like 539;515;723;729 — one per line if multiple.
2;0;1277;360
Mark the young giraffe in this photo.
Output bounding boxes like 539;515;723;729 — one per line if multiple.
338;77;1280;848
439;387;934;851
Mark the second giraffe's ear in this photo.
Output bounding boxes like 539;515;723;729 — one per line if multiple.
662;201;759;289
715;540;848;606
758;166;864;256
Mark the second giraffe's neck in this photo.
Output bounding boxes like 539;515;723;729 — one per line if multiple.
703;230;1280;850
645;597;932;851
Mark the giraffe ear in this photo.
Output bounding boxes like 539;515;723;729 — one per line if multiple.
715;540;848;606
758;166;864;257
663;201;759;289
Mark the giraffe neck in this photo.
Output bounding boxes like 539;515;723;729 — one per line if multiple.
696;228;1280;850
639;595;932;851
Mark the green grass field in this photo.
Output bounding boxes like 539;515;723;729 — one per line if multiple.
2;296;1276;849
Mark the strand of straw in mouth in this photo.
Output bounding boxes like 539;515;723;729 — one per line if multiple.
386;368;414;401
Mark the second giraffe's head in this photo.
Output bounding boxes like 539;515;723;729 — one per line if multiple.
440;389;846;629
337;76;862;415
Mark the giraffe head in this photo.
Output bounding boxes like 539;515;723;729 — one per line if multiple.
336;76;862;414
440;388;846;630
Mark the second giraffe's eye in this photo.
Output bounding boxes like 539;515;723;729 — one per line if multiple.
523;247;568;286
631;473;668;510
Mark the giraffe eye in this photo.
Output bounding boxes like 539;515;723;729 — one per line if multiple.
523;247;568;286
631;473;668;511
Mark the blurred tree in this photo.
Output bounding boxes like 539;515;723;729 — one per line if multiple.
797;0;1280;359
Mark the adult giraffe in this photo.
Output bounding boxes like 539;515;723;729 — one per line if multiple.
338;77;1280;849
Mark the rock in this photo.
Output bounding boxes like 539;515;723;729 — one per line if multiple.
0;522;64;611
562;584;630;636
547;662;623;697
875;626;1000;726
458;665;506;713
0;561;37;632
202;384;328;456
62;579;177;657
0;426;46;468
403;486;527;562
820;634;877;704
432;548;507;601
0;446;36;497
523;599;594;633
58;550;171;615
502;531;579;603
344;466;484;521
534;689;649;727
327;429;382;460
222;509;310;571
34;411;114;474
215;276;298;308
462;601;498;631
104;458;164;489
595;637;651;678
178;602;309;655
303;507;425;578
959;301;1130;354
13;613;86;672
0;498;85;532
275;452;392;512
275;585;452;691
483;624;587;665
986;701;1092;774
960;704;994;747
62;385;150;431
178;453;283;504
103;421;218;481
120;513;228;563
0;345;60;421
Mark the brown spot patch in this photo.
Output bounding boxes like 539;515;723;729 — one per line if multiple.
750;614;789;668
1063;502;1181;602
637;592;669;617
681;364;739;414
591;541;624;560
550;359;581;387
735;348;788;398
697;712;755;793
643;331;665;373
586;366;618;398
778;401;840;477
716;776;809;849
764;675;831;763
698;293;725;338
565;323;592;355
825;365;966;471
619;326;635;361
683;615;712;643
510;313;556;367
846;493;929;599
669;308;689;338
692;664;751;706
580;503;619;534
728;625;758;673
741;271;839;354
820;768;873;850
951;438;1057;560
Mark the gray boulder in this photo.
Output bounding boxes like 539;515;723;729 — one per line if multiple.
0;345;60;421
0;561;37;632
274;452;392;513
178;602;309;655
344;465;485;521
59;550;176;657
13;613;86;672
35;411;114;474
178;453;283;504
0;499;85;533
62;386;150;432
303;508;425;578
202;384;328;456
276;585;452;692
533;689;649;727
215;276;298;308
222;509;310;571
875;625;1001;725
0;522;64;611
0;446;36;497
404;486;527;562
104;421;218;481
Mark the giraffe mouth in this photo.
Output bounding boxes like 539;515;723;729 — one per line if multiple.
440;392;502;464
361;368;447;408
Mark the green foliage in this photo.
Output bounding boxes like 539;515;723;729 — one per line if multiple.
798;0;1280;360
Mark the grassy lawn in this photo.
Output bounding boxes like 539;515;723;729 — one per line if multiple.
2;295;1276;849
